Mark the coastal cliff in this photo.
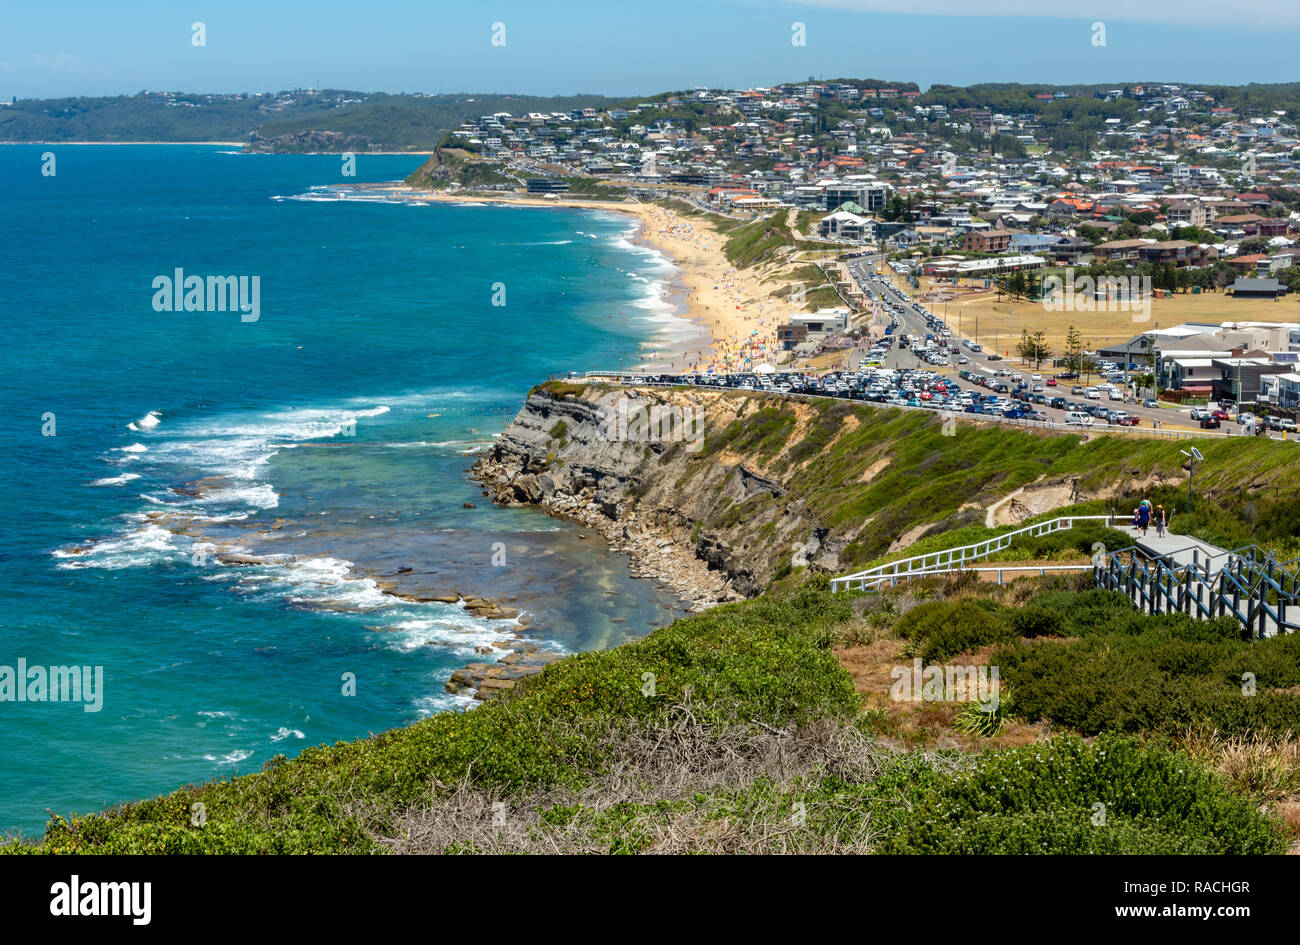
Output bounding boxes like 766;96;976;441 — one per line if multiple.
471;382;1238;609
473;384;796;609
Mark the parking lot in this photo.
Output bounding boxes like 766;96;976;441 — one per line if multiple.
842;256;1295;438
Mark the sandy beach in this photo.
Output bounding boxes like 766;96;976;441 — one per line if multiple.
396;188;784;374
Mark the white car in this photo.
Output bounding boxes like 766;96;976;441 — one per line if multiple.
1065;411;1095;426
1108;389;1125;401
1084;388;1101;400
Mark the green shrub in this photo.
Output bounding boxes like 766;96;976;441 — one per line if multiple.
997;621;1300;736
896;598;1014;662
13;584;859;854
881;735;1285;854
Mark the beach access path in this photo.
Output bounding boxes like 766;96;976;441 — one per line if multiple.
1112;523;1233;573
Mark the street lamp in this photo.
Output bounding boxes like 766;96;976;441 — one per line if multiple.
1179;446;1203;514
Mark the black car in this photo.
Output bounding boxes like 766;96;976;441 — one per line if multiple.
1200;417;1221;429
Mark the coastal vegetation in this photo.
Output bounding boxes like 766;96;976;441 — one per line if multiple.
0;90;614;147
405;134;516;189
5;578;1291;854
684;388;1300;570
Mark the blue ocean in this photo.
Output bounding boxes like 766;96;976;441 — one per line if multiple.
0;145;693;837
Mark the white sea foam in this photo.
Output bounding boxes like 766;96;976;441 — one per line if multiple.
54;524;188;570
89;472;141;486
381;615;519;655
128;410;161;431
270;727;306;743
203;750;254;765
413;692;476;716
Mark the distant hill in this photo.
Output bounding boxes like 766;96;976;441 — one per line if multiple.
0;89;616;150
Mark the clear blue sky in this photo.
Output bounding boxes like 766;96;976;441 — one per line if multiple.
3;1;1298;99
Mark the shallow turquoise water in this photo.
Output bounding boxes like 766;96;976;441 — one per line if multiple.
0;145;689;836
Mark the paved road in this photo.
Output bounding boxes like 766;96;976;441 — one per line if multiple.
844;259;1287;439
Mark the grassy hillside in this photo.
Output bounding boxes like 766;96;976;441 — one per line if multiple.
404;142;516;189
4;579;1291;854
686;393;1300;572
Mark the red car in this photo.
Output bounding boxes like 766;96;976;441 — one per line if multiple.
1046;378;1057;387
1117;415;1140;426
1212;409;1230;421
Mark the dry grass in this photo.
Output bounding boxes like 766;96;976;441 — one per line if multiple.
1179;726;1300;802
924;276;1300;353
375;704;965;854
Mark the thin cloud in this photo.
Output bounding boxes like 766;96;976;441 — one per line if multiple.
785;1;1300;32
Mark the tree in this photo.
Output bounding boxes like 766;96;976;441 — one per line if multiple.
1016;328;1034;364
1028;329;1052;369
1064;325;1084;375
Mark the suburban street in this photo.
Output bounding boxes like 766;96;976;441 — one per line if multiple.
842;254;1275;436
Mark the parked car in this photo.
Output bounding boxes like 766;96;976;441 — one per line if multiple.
1212;409;1230;421
1065;411;1094;427
1071;386;1085;395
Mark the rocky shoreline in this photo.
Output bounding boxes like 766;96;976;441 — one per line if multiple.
444;640;566;700
472;454;742;611
467;385;802;611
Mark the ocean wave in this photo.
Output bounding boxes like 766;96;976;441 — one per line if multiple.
53;524;189;570
127;410;161;431
270;727;306;743
89;472;141;487
413;692;477;717
380;614;519;655
203;750;253;766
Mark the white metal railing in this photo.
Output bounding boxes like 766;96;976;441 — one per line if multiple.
951;564;1094;584
830;515;1115;592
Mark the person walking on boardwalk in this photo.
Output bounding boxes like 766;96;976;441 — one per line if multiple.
1154;504;1166;539
1138;499;1152;536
